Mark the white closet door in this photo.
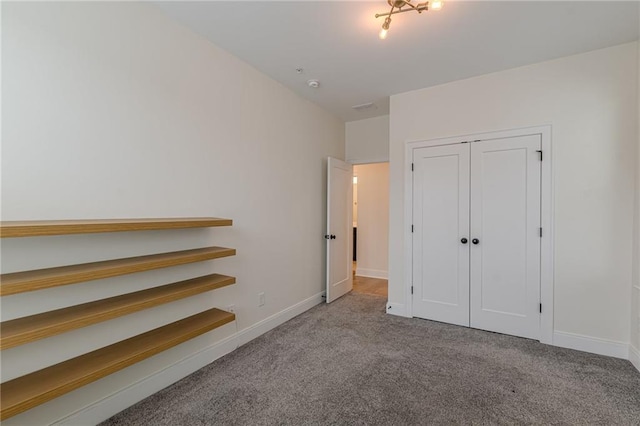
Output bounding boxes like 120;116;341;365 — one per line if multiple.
412;144;470;326
470;135;541;339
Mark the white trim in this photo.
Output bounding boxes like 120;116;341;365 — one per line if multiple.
404;125;552;149
403;135;414;318
235;292;324;347
553;331;629;359
355;268;388;279
403;125;554;344
55;292;324;425
630;345;640;372
386;302;408;317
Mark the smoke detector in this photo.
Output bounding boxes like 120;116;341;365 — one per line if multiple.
307;79;320;89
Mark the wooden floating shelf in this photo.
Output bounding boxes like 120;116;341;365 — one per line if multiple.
0;308;235;421
0;217;232;238
0;246;236;296
0;274;236;350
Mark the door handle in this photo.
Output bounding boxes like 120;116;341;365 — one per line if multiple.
324;234;336;240
472;238;479;245
461;238;468;244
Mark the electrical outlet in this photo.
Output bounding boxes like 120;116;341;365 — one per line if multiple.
226;304;235;313
259;292;265;307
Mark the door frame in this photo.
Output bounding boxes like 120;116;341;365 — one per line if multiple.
404;125;554;344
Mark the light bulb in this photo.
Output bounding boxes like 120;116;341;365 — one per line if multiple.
430;0;443;10
379;16;391;40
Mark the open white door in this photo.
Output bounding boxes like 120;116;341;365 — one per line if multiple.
326;157;353;303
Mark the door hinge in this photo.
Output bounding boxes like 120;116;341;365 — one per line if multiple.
537;150;543;161
411;163;414;171
539;303;542;313
539;227;543;237
411;286;414;295
411;225;414;233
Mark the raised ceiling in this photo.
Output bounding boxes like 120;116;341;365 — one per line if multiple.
157;1;639;122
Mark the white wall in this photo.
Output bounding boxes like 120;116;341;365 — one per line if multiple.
631;37;640;370
1;2;344;424
346;115;389;163
354;163;389;279
388;43;638;354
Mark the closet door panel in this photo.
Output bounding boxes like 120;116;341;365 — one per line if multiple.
470;135;541;339
412;144;470;326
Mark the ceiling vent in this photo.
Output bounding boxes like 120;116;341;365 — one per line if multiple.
352;102;378;112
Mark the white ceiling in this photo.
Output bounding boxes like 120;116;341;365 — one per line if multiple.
157;1;639;122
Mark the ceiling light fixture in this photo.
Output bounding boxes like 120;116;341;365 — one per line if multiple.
375;0;443;39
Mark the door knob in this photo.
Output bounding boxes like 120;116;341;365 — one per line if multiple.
325;234;336;239
472;238;479;245
461;238;468;244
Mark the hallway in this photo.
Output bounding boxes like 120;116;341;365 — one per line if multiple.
352;274;388;298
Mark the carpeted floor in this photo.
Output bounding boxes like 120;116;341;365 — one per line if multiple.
102;293;640;425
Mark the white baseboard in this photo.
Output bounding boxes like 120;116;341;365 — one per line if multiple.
553;331;629;359
630;345;640;373
355;268;388;279
235;292;324;347
386;302;408;317
56;292;324;425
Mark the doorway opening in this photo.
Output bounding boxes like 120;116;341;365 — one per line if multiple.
352;162;389;299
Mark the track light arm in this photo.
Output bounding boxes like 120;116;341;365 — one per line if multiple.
375;1;429;19
375;0;442;39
